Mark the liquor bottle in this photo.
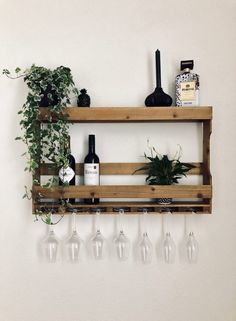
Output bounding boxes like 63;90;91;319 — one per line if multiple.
59;136;76;204
84;135;100;204
175;60;200;107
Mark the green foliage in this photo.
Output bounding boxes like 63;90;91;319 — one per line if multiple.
136;146;195;185
3;64;78;224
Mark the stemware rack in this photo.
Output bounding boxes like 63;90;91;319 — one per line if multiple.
33;106;212;215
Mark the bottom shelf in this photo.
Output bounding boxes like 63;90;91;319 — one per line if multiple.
33;201;211;214
32;184;212;214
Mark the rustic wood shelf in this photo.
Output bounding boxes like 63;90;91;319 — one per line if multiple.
38;106;212;122
40;162;202;176
34;201;211;215
33;106;213;215
33;185;211;199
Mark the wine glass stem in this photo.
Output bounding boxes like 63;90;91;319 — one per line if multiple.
72;212;77;232
143;210;148;233
119;209;124;232
95;210;101;231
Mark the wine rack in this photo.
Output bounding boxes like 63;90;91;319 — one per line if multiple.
33;106;212;214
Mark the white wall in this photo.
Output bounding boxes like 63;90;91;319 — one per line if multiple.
0;0;236;320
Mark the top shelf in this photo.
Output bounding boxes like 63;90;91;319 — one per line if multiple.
38;106;212;123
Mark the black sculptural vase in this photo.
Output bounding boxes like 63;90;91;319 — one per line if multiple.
77;88;91;107
145;49;172;107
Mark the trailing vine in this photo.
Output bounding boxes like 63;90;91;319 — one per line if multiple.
3;65;78;224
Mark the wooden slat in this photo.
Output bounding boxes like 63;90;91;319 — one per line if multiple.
33;184;212;199
33;201;211;214
38;107;212;123
34;201;211;209
39;162;202;176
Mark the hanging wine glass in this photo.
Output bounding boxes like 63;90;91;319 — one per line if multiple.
114;209;130;261
139;209;153;264
163;232;176;264
186;231;199;263
66;211;83;262
91;209;105;260
43;214;59;262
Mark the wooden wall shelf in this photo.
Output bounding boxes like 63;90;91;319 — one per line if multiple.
33;106;212;215
38;106;212;122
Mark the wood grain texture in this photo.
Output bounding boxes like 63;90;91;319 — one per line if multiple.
33;201;211;214
38;107;213;123
33;184;212;199
33;106;213;214
39;162;202;176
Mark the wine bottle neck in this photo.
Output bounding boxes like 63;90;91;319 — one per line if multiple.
89;143;95;154
89;135;95;154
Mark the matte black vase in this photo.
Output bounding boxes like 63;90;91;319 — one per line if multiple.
77;89;90;107
145;49;172;107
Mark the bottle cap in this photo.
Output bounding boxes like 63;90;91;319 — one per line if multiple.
180;60;194;71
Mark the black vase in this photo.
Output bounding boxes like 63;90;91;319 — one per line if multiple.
145;87;172;107
77;89;90;107
145;49;172;107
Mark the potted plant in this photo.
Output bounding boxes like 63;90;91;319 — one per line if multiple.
136;145;195;204
3;64;78;223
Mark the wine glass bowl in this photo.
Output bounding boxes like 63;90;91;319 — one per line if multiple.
138;209;153;264
186;232;199;263
114;230;130;261
66;211;83;262
67;230;83;262
91;209;105;260
163;232;176;264
140;232;153;264
43;226;59;262
114;209;130;261
91;230;104;260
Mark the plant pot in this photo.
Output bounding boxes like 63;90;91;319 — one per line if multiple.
39;86;59;107
156;198;172;205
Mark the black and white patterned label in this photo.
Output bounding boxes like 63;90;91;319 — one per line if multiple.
59;166;75;183
176;72;199;106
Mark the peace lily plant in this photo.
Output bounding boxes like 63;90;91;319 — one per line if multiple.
136;144;195;204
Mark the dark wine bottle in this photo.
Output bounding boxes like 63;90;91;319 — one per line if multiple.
59;136;76;204
84;135;100;204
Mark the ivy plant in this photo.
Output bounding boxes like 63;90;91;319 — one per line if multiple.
3;65;78;224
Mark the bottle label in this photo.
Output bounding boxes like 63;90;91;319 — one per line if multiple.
180;81;196;101
59;166;75;183
84;163;99;185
